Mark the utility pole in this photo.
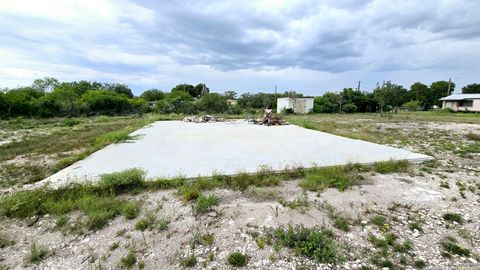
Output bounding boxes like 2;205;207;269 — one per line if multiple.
357;80;361;91
447;78;452;95
274;85;277;110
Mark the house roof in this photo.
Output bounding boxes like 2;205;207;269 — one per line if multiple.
439;94;480;101
277;96;315;99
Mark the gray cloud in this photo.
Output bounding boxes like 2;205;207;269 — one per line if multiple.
0;0;479;93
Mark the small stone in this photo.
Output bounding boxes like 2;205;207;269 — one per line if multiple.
468;258;478;264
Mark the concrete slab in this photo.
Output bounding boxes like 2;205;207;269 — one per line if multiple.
44;120;431;186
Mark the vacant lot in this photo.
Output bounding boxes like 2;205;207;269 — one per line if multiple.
0;112;479;270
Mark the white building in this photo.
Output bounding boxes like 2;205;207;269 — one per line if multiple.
277;97;314;114
440;94;480;112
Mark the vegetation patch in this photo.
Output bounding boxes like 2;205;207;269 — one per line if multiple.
0;234;15;248
374;160;410;174
179;254;197;268
0;169;148;231
264;225;341;263
193;194;219;215
227;252;247;267
440;236;471;257
442;213;463;224
25;241;48;264
120;250;137;268
300;165;364;192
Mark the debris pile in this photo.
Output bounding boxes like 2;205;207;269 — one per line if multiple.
251;109;287;126
183;115;225;123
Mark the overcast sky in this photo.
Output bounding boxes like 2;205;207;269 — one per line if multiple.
1;0;479;95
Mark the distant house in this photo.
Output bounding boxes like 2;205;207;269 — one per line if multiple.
277;97;314;114
440;94;480;112
227;99;238;106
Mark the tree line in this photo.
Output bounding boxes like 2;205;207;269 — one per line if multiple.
1;77;479;118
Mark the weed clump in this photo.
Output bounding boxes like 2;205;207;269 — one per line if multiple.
122;201;141;219
120;250;137;268
227;252;247;267
96;130;137;145
440;236;471;257
179;254;197;268
265;225;339;263
98;168;146;193
442;213;463;224
25;241;48;264
193;194;219;214
465;132;480;141
135;214;157;231
0;234;15;248
374;160;410;174
300;166;363;192
370;215;388;228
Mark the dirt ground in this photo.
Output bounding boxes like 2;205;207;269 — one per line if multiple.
0;115;479;270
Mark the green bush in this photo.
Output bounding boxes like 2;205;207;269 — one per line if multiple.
227;252;247;267
193;194;219;214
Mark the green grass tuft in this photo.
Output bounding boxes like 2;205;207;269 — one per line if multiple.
374;160;410;174
442;213;463;224
193;194;219;215
440;236;471;257
227;252;247;267
120;250;137;268
300;166;363;192
179;255;197;268
25;241;48;264
266;225;339;263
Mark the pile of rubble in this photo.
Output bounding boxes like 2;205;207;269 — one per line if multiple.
251;109;287;126
183;115;225;123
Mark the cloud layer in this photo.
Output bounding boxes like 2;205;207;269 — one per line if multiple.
1;0;479;94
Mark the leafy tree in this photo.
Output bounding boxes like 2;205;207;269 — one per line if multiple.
313;92;339;113
171;84;196;97
104;83;134;98
140;89;165;101
430;81;454;107
223;90;237;99
2;87;43;116
462;83;480;94
342;103;357;113
409;82;430;109
373;81;408;112
403;100;421;111
32;77;59;92
194;83;209;97
196;93;228;113
48;84;81;116
238;92;276;109
81;90;131;115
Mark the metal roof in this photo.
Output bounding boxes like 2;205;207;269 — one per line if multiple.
439;94;480;101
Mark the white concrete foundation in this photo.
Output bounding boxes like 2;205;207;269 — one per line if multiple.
44;120;431;186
